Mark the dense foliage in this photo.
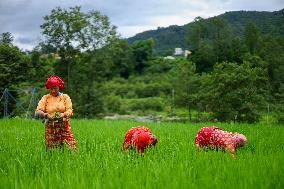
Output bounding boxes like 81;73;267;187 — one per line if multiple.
0;7;283;122
128;9;284;55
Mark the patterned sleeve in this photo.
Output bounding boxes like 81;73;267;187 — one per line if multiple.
63;94;73;117
36;95;47;112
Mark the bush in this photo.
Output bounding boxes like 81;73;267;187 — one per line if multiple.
195;62;269;122
124;97;164;112
276;111;284;124
103;94;122;113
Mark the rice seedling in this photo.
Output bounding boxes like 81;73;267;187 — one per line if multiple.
0;118;283;189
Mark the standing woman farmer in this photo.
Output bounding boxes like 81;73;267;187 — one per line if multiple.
35;75;76;150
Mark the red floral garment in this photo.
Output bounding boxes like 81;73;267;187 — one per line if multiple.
210;129;235;151
45;120;76;149
123;126;150;148
194;126;220;147
194;126;236;153
123;126;157;153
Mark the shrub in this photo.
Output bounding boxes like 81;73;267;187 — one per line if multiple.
124;97;164;112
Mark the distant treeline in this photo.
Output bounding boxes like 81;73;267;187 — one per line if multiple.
0;6;283;123
127;9;284;56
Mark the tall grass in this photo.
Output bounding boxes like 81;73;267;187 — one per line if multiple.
0;118;283;189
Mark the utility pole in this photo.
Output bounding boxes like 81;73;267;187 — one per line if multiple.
171;88;175;116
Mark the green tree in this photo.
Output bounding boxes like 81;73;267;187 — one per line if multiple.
40;6;118;90
228;37;246;63
27;50;56;86
259;35;284;91
210;17;233;63
144;57;175;74
243;22;261;55
188;17;233;72
0;44;29;90
107;39;134;78
188;40;215;72
167;59;198;116
73;81;105;118
0;32;14;44
274;84;284;123
68;47;115;117
259;35;284;121
186;16;207;50
131;38;155;74
196;62;269;122
0;43;30;117
41;6;117;52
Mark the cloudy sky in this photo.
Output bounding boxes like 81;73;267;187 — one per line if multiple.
0;0;283;50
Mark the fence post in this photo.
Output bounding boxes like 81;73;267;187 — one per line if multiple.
266;104;270;125
3;89;8;117
1;88;38;118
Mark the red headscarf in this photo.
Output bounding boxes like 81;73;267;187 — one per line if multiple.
45;75;64;91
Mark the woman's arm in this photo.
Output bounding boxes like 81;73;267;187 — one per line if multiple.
35;110;47;119
63;94;73;118
35;95;48;119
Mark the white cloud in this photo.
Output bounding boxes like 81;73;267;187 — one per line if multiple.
117;25;156;38
222;0;284;11
0;0;283;50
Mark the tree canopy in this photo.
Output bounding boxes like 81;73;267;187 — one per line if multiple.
41;6;118;53
0;8;283;123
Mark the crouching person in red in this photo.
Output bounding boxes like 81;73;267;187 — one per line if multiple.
194;126;247;157
123;126;158;154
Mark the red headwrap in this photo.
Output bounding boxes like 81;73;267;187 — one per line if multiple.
45;75;64;91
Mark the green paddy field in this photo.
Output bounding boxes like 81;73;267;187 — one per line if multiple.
0;119;283;189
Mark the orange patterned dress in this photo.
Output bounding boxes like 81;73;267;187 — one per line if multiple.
36;93;76;149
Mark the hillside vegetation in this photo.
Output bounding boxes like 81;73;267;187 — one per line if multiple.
127;9;284;55
0;7;283;123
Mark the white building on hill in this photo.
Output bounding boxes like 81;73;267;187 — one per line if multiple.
174;48;183;56
173;48;191;57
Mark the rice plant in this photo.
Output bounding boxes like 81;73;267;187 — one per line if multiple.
0;118;283;189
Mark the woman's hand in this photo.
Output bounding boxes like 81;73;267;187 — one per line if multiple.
44;113;54;120
35;111;47;119
58;113;65;121
63;112;72;118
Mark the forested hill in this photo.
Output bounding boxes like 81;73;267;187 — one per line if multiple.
127;8;284;55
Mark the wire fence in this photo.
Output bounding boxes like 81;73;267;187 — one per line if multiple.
0;88;38;119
